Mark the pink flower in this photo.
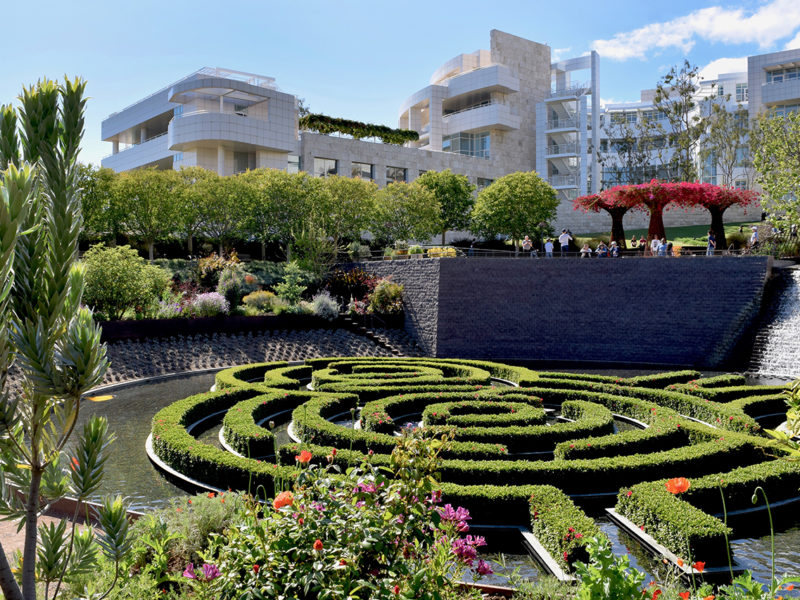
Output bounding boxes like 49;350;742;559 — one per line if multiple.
183;563;197;580
476;559;493;576
202;563;221;581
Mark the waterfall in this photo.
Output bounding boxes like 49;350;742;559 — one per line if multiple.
749;268;800;380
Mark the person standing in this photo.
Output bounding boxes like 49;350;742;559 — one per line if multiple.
544;238;554;258
639;236;647;254
750;226;759;248
558;229;573;257
658;238;668;256
706;230;716;256
650;236;660;257
522;235;533;257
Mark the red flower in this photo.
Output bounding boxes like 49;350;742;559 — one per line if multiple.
330;448;337;456
313;539;323;551
679;593;690;600
693;561;706;573
650;590;662;600
208;492;215;498
339;559;347;565
296;450;313;464
393;585;400;595
273;490;294;509
665;477;690;494
253;564;259;573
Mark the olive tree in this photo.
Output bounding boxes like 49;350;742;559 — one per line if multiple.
0;79;131;600
751;109;800;229
471;171;559;251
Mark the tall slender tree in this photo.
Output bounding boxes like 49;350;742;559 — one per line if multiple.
415;169;475;245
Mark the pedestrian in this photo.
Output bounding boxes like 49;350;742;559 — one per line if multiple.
522;235;533;257
650;236;660;256
666;240;673;256
544;238;554;258
580;243;593;258
658;238;668;256
706;229;716;256
468;241;475;257
596;242;608;257
630;235;638;249
609;241;620;258
558;229;573;257
750;226;759;248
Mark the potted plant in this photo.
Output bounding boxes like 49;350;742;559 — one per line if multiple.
383;247;393;261
394;240;409;259
409;245;424;258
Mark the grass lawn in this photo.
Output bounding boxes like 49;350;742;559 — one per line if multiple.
574;220;760;247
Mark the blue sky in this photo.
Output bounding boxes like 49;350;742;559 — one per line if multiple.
2;0;800;166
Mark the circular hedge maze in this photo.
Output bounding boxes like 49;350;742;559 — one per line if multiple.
150;358;800;573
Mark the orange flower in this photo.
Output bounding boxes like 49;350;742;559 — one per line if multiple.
313;539;323;551
693;561;705;573
679;593;690;600
786;585;795;591
208;492;215;498
677;558;685;567
296;450;313;464
665;477;691;494
703;596;714;600
272;490;294;510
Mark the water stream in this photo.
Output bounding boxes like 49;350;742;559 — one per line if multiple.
749;268;800;380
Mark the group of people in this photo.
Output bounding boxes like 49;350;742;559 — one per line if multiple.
522;229;575;258
629;235;676;257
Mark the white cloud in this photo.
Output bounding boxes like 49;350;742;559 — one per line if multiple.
552;47;572;62
600;97;637;107
592;0;800;61
698;56;748;80
786;30;800;50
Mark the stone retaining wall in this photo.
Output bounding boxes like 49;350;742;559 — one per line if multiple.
369;256;772;368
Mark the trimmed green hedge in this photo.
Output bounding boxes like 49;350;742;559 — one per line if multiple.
667;383;787;403
422;400;546;428
616;459;800;561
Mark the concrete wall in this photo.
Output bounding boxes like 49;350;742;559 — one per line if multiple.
368;256;771;368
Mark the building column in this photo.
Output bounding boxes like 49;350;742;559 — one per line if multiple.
579;96;588;196
217;146;225;175
140;128;146;143
112;140;119;154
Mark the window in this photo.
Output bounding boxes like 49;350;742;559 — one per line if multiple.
717;85;725;97
352;162;373;180
233;103;248;117
626;112;637;123
234;151;255;174
386;166;407;183
734;180;748;190
287;155;300;174
477;178;494;190
736;83;748;103
766;67;798;83
314;157;337;177
610;112;625;124
173;105;184;117
173;152;183;165
441;131;490;158
773;103;800;117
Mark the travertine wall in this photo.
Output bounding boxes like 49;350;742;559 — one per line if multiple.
368;256;771;368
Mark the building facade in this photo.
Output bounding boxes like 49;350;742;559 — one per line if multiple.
101;37;800;234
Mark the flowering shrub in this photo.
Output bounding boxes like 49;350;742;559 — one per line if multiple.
368;279;404;315
310;290;340;321
196;251;240;289
186;292;230;317
241;290;277;315
206;432;491;599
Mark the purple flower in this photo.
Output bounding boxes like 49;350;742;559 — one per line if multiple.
358;483;377;493
183;563;197;580
202;563;221;581
438;504;471;532
451;538;478;566
475;559;493;576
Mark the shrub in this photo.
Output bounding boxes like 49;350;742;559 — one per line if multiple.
409;244;424;254
368;279;404;314
196;251;240;289
216;264;257;308
427;246;458;257
323;267;378;307
274;261;307;305
187;292;230;317
347;241;372;260
82;243;171;320
310;290;339;321
242;290;276;314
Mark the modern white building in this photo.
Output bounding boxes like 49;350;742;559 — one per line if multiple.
101;36;800;233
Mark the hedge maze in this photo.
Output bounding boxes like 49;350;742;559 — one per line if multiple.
150;358;798;572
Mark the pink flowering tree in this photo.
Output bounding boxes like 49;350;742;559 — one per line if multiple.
680;182;759;248
573;190;644;248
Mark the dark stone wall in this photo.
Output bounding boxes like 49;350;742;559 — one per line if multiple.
369;259;440;356
369;256;771;369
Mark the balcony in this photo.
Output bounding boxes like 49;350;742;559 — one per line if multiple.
547;83;590;99
101;132;172;172
546;116;578;130
441;102;520;135
545;142;578;156
761;78;800;105
549;174;578;187
168;110;296;153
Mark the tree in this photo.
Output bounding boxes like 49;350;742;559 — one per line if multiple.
700;101;750;188
751;109;800;229
598;114;661;188
652;60;708;182
680;182;759;248
0;78;130;600
470;171;559;251
415;169;475;245
370;182;440;245
573;190;642;247
112;167;181;260
176;166;216;255
76;163;117;242
200;173;251;255
319;175;376;254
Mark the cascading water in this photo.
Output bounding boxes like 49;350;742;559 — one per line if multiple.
749;267;800;380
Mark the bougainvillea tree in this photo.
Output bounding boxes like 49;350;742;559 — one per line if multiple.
573;190;643;248
677;182;759;248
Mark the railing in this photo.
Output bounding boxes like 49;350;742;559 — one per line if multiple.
545;142;578;155
548;82;589;98
549;174;577;187
172;109;269;123
442;101;495;118
546;116;578;129
102;131;168;160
